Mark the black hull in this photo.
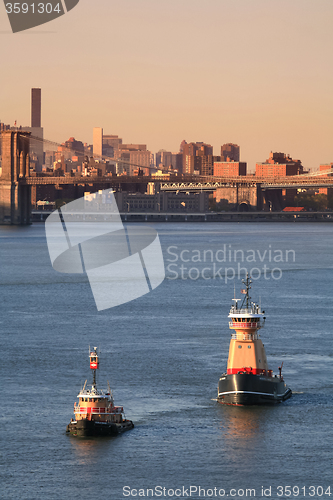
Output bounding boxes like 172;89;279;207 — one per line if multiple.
66;419;134;437
218;373;292;405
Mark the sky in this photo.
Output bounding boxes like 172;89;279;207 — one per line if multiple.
1;0;333;172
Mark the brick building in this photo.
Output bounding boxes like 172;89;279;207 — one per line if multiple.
256;152;303;177
214;161;247;177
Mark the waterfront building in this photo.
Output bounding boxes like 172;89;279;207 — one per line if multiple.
114;191;209;213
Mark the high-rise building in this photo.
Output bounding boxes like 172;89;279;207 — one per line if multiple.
182;142;214;175
56;137;85;164
195;144;215;175
113;144;151;175
197;155;221;176
156;150;173;169
179;140;187;153
171;153;183;172
102;134;122;157
156;151;183;172
31;88;41;128
22;88;43;171
196;144;213;157
221;143;240;162
182;142;199;174
93;127;103;157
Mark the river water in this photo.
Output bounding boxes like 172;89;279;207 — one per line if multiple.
0;222;332;500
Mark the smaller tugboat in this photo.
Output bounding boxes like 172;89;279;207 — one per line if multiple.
66;347;134;437
217;275;292;405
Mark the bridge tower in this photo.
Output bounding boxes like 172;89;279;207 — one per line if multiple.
0;130;31;224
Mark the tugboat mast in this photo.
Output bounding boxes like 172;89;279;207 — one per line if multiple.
89;347;99;388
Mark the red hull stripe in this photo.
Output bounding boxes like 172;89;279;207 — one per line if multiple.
227;368;268;375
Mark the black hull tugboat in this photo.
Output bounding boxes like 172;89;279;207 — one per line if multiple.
217;275;292;406
66;347;134;437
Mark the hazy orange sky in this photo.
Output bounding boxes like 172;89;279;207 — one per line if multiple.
1;0;333;172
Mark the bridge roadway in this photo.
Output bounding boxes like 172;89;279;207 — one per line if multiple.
23;174;333;191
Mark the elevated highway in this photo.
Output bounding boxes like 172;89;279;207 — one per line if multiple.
22;174;333;190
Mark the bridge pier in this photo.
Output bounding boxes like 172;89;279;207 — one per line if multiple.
262;188;283;211
215;184;261;210
0;131;31;225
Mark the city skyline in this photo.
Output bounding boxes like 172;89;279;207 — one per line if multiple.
1;0;333;171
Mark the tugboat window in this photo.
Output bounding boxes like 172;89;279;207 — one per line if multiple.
238;345;242;348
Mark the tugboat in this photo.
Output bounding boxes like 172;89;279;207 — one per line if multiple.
217;275;292;405
66;347;134;436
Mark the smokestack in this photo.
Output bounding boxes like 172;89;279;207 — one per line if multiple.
31;88;41;128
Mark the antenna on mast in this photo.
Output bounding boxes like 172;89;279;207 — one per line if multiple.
241;273;252;309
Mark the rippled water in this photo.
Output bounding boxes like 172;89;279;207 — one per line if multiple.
0;222;332;499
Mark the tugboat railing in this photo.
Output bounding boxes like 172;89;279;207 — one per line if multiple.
229;321;261;329
75;406;123;414
230;308;262;315
231;332;258;340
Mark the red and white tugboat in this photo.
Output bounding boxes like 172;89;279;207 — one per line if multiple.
66;347;134;436
217;275;292;405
